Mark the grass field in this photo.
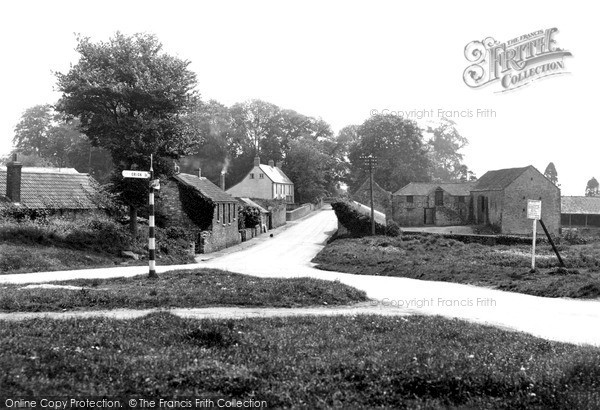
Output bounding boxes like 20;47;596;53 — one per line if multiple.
0;215;194;274
1;313;599;408
0;269;368;312
313;235;600;299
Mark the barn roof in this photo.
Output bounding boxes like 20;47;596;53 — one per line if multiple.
174;173;237;203
0;168;106;210
394;181;475;196
561;196;600;215
472;166;531;191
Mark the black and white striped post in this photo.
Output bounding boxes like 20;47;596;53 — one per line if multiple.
148;154;157;279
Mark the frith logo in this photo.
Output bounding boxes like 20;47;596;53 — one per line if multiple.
463;28;572;92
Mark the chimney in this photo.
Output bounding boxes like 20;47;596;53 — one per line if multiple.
6;153;22;203
254;156;260;167
276;160;283;168
268;159;275;167
220;172;225;191
197;168;202;178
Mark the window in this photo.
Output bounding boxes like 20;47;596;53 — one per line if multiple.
259;173;264;179
458;196;465;203
406;196;414;203
250;173;254;179
435;189;444;206
217;204;220;221
228;204;231;224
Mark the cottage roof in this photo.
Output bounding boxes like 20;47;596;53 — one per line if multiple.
561;196;600;215
174;173;237;203
472;166;531;191
0;168;106;209
238;197;268;213
258;164;293;184
394;181;476;196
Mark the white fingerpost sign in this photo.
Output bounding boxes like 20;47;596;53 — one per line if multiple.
527;200;542;271
122;170;151;179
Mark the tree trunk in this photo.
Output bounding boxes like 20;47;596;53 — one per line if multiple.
129;205;138;237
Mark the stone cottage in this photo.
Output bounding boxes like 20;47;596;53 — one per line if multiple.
158;171;241;253
471;165;560;235
391;182;475;226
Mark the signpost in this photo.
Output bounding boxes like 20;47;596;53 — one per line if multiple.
122;157;157;279
527;200;542;271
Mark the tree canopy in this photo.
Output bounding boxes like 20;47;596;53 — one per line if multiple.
544;162;559;186
347;114;430;193
55;32;198;208
585;177;599;197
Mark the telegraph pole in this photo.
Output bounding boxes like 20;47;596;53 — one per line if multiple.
360;155;378;235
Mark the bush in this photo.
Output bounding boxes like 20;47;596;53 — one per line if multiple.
239;206;261;229
385;221;401;237
331;201;386;236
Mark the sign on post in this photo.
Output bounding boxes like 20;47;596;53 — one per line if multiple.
122;170;151;179
527;200;542;220
527;200;542;271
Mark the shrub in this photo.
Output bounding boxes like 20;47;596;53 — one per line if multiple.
239;206;261;229
385;221;402;237
331;201;386;236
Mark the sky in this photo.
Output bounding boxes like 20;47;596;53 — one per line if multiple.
0;0;596;195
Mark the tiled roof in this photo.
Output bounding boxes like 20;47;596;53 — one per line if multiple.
237;197;268;213
561;196;600;214
394;182;475;196
0;168;106;209
472;166;531;191
174;173;237;203
258;164;293;184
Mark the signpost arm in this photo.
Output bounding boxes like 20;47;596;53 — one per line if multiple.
148;154;157;279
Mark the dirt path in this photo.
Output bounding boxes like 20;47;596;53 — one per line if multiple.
0;303;413;321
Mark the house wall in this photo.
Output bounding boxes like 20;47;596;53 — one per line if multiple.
199;202;241;253
391;192;470;226
502;168;561;235
471;190;504;228
226;165;274;199
391;195;429;226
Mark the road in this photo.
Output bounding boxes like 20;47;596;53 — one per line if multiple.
199;206;600;347
2;206;600;346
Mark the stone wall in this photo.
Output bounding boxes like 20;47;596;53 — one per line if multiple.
502;168;560;235
391;192;470;227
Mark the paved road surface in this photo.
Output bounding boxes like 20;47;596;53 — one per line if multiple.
2;206;600;346
199;206;600;347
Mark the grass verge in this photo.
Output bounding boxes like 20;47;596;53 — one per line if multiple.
0;216;194;274
0;269;368;312
1;313;599;408
313;235;600;299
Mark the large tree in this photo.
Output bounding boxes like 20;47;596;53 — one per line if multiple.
585;177;599;197
12;104;113;181
425;118;469;182
347;114;430;193
55;32;198;233
544;162;559;186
